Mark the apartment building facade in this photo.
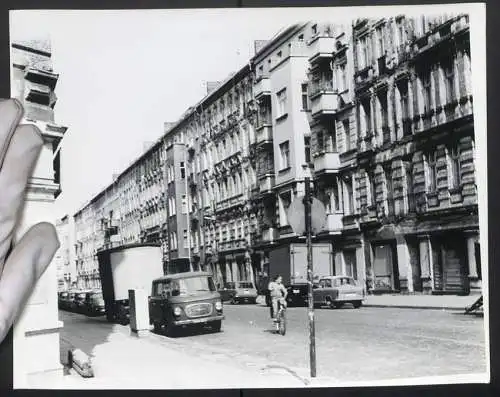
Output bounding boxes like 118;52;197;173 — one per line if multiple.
72;14;480;296
11;37;68;380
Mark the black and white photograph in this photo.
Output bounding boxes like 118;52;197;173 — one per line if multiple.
8;3;488;390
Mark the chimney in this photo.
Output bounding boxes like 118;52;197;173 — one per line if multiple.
254;40;269;55
206;81;221;95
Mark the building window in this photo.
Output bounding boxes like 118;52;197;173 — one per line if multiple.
180;162;186;178
279;141;290;170
384;166;395;216
312;24;318;35
279;191;293;225
344;176;354;215
449;146;461;189
377;26;385;57
343;119;351;151
421;71;432;113
276;88;287;118
339;63;347;92
301;83;309;111
298;34;304;41
368;171;377;206
443;59;456;105
358;36;369;70
304;136;311;164
427;152;438;193
181;195;187;214
183;230;188;248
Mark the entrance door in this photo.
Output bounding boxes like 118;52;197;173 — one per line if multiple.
372;244;395;290
344;250;357;280
433;236;468;293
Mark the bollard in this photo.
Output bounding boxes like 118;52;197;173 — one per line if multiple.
68;348;94;378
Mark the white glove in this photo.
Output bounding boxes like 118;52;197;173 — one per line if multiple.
0;99;60;343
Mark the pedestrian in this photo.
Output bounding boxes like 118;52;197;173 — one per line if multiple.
0;98;60;344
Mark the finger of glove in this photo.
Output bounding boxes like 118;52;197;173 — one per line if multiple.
0;222;59;342
0;99;23;168
0;124;43;275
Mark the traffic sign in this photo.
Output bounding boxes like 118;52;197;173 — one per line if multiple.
287;196;327;235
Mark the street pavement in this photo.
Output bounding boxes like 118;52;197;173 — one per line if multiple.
56;301;487;387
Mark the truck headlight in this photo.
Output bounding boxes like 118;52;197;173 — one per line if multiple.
215;301;223;311
173;306;182;316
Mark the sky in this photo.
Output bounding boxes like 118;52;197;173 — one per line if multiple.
9;5;485;219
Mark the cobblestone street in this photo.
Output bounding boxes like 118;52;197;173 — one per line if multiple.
59;302;487;384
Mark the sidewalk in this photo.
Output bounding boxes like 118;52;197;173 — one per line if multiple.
363;293;482;311
257;293;482;311
26;325;321;389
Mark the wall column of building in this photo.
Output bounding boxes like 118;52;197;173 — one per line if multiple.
418;235;433;294
465;231;481;293
231;258;239;282
387;83;396;142
396;235;412;292
355;240;367;288
369;92;377;146
393;83;402;140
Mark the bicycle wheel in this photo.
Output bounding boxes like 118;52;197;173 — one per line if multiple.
278;310;286;336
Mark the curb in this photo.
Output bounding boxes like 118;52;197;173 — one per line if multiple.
363;304;466;311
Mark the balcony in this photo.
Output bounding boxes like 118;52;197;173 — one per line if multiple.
261;227;279;243
254;76;271;100
310;92;339;116
25;66;59;90
256;123;273;144
308;36;336;64
313;151;340;174
342;214;360;230
219;239;247;253
258;174;275;194
324;213;343;234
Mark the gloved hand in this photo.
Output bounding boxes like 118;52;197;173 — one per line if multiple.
0;99;60;343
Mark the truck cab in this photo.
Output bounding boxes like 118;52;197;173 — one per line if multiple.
149;271;224;336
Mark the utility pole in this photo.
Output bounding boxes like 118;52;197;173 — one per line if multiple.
304;176;316;378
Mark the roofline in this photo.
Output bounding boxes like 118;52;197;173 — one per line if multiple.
250;22;309;63
73;23;305;219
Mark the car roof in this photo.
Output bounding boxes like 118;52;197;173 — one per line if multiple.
153;271;212;282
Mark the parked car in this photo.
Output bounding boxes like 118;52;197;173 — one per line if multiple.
218;282;237;302
313;276;365;309
78;291;106;317
286;284;308;307
73;290;92;313
149;271;224;336
230;281;258;304
67;291;78;311
58;291;71;310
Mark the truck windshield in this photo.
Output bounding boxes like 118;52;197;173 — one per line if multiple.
173;276;216;295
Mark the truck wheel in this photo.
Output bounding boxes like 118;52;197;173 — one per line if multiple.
353;301;362;309
166;324;179;337
212;320;222;332
153;322;162;333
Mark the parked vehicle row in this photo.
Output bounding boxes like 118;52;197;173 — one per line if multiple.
218;281;258;304
264;276;365;309
58;290;106;316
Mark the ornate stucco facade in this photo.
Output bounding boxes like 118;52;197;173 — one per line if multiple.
72;14;480;296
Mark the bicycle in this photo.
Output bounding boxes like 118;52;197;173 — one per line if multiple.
273;297;287;336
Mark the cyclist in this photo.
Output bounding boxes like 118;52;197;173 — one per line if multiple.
268;275;288;321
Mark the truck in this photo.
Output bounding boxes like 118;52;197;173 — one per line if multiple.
97;243;164;324
266;242;334;307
